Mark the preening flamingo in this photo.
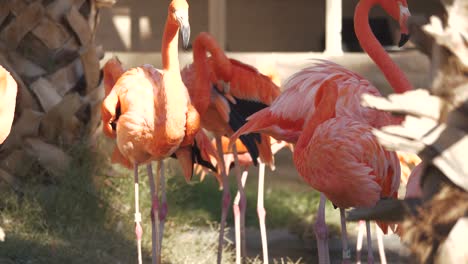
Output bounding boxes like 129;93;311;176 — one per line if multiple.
293;79;400;264
230;0;413;262
181;32;281;263
0;66;17;144
101;0;194;263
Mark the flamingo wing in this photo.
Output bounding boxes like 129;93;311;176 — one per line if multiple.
230;60;396;145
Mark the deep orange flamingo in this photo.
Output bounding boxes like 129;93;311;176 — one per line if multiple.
101;0;194;263
0;66;17;144
230;0;412;262
181;32;281;263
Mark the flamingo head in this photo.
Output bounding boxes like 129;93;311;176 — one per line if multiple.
168;0;190;48
379;0;411;47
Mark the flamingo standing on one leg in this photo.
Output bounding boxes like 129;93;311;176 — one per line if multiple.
101;1;197;263
181;32;281;264
230;1;413;262
0;66;17;144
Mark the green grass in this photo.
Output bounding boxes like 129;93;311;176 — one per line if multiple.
0;138;338;263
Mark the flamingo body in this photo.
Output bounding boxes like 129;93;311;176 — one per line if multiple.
294;116;400;208
231;61;399;144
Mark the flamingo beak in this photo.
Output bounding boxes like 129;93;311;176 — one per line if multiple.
175;10;190;49
398;3;411;47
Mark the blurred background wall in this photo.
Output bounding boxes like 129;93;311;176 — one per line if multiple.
96;0;442;52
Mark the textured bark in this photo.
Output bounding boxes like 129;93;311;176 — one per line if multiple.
0;0;114;187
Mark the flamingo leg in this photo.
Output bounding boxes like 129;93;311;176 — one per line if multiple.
366;221;374;264
257;162;269;264
339;208;351;264
233;169;248;264
376;223;386;264
147;163;159;264
314;193;330;264
216;136;231;264
232;144;247;260
356;220;365;264
158;161;167;257
133;164;143;264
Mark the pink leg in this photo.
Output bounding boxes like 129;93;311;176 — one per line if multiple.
133;164;143;264
147;163;159;264
339;208;351;264
232;144;247;260
376;223;387;264
158;161;167;257
314;193;330;264
216;136;231;264
257;162;269;264
366;221;374;264
356;220;365;264
233;170;248;264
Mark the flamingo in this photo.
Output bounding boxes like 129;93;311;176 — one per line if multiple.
181;32;281;263
230;0;413;262
101;0;196;263
293;79;400;264
0;66;17;144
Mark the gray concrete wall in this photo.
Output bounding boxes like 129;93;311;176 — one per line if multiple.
96;0;440;52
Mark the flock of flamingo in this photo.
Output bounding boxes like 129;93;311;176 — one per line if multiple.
0;0;426;263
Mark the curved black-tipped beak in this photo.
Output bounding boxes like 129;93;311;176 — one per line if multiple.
175;10;190;49
398;33;410;47
181;23;190;49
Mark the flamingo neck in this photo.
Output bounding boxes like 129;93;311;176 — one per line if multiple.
192;33;232;115
354;0;412;93
162;21;180;72
295;85;337;153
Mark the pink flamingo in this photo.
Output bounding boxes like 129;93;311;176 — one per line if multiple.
181;32;281;263
101;0;196;263
294;79;400;264
230;0;413;262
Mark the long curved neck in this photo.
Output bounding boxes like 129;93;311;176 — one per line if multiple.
192;33;231;115
295;84;338;152
195;33;231;80
354;0;412;93
162;20;180;72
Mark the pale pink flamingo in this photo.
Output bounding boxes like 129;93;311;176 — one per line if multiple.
101;0;195;263
230;0;413;262
181;32;281;263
